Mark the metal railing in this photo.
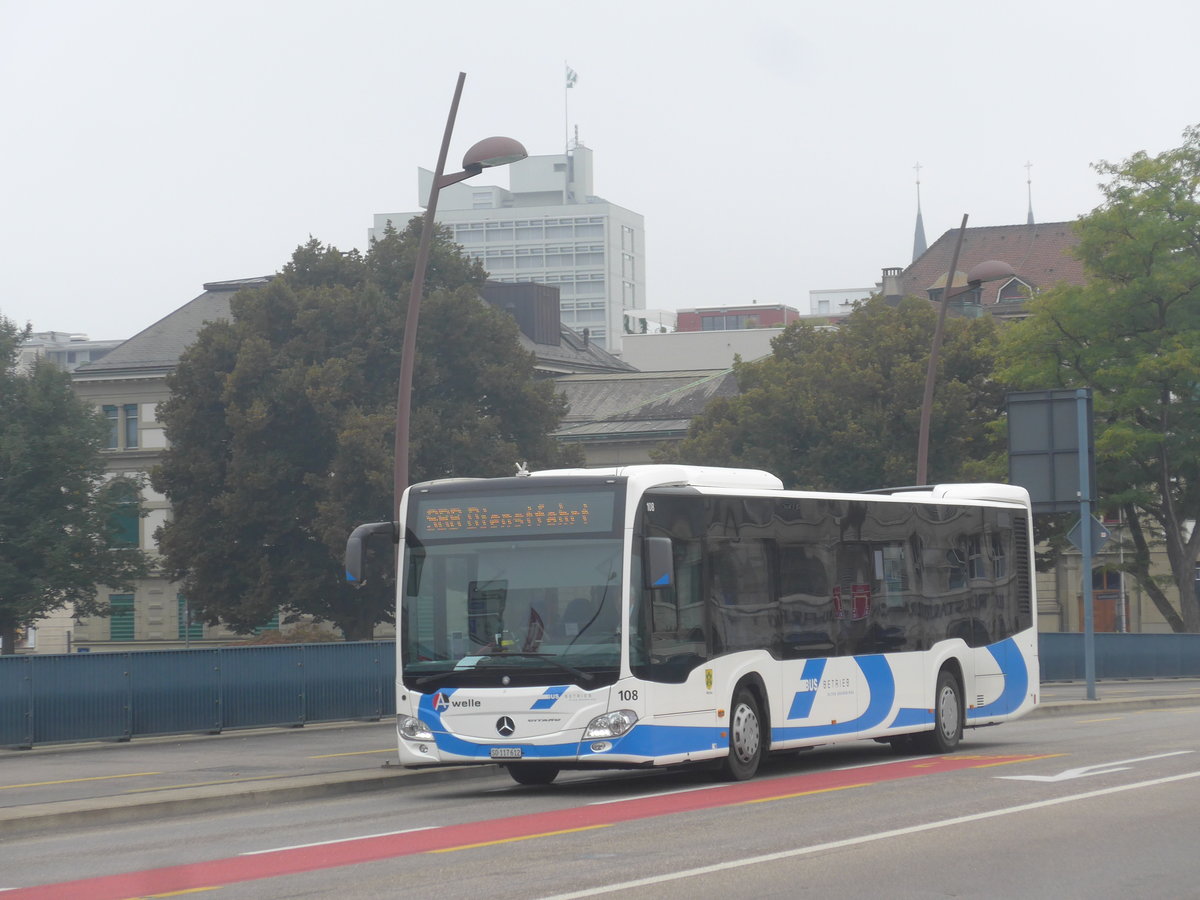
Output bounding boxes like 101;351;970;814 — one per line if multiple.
1;642;394;749
4;634;1200;748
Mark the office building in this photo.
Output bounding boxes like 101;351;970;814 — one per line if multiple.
371;144;645;353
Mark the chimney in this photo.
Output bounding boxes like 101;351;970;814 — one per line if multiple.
881;267;903;301
582;327;590;348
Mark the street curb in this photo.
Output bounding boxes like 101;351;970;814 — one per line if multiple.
6;694;1200;837
1029;694;1200;718
0;763;500;838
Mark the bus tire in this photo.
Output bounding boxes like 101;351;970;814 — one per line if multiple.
720;686;764;781
916;669;962;754
507;763;560;785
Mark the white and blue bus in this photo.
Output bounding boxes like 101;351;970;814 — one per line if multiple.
347;465;1038;784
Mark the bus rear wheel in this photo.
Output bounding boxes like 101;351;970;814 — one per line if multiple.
507;763;560;785
915;669;962;754
720;687;764;781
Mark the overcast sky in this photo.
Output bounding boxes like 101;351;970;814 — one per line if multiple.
2;0;1196;341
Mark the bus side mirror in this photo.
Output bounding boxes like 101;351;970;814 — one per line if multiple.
345;521;397;586
643;536;674;590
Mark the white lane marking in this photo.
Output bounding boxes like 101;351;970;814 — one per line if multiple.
834;755;940;771
240;826;437;855
535;770;1200;900
997;750;1194;782
587;783;727;806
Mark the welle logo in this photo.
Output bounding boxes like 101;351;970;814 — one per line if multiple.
432;692;481;712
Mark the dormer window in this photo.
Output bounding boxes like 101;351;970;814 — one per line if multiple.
997;277;1033;303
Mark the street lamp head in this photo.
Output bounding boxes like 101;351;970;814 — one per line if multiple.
965;259;1016;285
463;136;528;170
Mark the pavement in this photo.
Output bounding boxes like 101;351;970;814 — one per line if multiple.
3;678;1199;838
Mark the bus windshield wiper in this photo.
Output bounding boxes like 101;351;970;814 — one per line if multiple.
411;653;594;688
479;652;595;683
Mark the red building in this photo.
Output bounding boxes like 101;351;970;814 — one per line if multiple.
675;303;802;332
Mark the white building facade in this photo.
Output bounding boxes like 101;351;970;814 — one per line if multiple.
808;287;873;317
17;331;123;374
371;145;645;353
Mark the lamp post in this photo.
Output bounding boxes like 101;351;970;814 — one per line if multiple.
915;214;1014;485
393;72;527;507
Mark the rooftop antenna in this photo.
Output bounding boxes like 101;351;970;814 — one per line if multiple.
564;63;577;204
1025;161;1035;225
912;162;928;261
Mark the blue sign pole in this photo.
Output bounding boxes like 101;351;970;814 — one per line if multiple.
1077;389;1097;700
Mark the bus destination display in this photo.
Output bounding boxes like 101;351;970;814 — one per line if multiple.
413;490;617;539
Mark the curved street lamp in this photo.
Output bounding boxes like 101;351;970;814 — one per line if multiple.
915;213;1015;485
393;73;527;506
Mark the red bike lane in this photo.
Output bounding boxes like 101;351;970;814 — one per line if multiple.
7;754;1047;899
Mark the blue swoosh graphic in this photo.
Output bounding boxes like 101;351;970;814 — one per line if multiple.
775;655;895;740
971;637;1028;718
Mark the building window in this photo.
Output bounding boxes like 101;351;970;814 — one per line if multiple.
123;404;138;448
997;278;1033;303
102;404;139;450
103;405;119;449
109;481;140;547
109;594;135;641
700;314;759;330
177;595;204;641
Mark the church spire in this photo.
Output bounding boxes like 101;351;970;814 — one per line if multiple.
1025;161;1035;225
912;162;927;261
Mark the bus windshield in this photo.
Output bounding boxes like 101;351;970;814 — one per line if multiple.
400;482;626;690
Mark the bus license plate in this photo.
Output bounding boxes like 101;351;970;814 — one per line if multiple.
490;747;522;759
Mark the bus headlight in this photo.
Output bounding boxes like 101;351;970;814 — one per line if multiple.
583;710;638;739
398;715;435;742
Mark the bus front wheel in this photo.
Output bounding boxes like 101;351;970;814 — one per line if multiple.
916;669;962;754
720;687;764;781
507;763;560;785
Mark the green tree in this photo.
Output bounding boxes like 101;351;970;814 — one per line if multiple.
0;315;149;653
999;125;1200;631
152;224;581;640
661;296;1005;490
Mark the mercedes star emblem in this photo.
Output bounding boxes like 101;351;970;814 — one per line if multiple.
496;716;516;737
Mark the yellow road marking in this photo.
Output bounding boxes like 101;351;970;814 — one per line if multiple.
122;773;296;794
308;749;396;759
429;824;612;853
0;772;160;790
123;888;221;898
1077;716;1125;723
741;783;871;804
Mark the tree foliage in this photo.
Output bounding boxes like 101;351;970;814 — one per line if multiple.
661;296;1005;490
998;125;1200;631
0;315;149;653
152;221;581;640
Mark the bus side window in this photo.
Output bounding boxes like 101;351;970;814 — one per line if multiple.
707;540;778;657
780;547;834;659
636;539;707;683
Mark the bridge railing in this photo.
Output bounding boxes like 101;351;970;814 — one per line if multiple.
1038;632;1200;681
4;635;1200;748
1;642;394;749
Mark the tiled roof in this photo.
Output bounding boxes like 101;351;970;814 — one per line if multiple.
74;275;633;381
522;325;637;375
554;369;738;442
895;221;1084;307
73;278;269;378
